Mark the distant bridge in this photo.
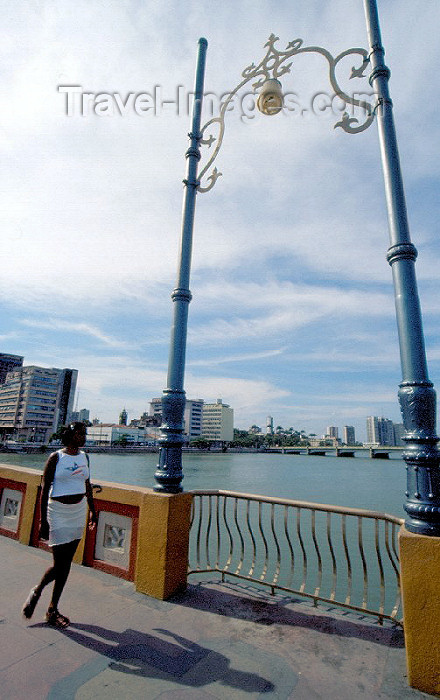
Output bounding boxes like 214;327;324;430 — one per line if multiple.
262;446;404;459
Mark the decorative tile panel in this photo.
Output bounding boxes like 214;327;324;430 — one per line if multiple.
0;488;22;533
103;523;126;551
95;511;132;569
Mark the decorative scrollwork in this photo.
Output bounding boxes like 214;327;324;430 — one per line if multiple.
198;34;375;193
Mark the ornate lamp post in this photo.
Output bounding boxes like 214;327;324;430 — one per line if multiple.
363;0;440;535
155;2;440;537
154;38;208;493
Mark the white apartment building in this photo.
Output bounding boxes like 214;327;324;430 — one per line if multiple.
0;365;77;443
201;399;234;442
149;397;204;442
149;398;163;420
366;416;395;446
184;399;204;441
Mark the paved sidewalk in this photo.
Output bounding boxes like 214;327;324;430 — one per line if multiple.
1;536;435;699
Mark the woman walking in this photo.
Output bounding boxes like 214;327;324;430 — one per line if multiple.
22;422;97;628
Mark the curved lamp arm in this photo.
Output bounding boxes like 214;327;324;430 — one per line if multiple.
198;34;375;193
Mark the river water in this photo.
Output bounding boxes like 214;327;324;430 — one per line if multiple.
0;450;407;519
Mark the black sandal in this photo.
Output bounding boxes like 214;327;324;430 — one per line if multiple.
46;609;70;629
22;587;41;619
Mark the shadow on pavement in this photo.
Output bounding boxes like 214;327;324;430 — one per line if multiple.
176;580;405;649
48;623;275;693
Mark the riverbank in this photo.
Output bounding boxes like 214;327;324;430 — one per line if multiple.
0;445;264;455
0;444;404;458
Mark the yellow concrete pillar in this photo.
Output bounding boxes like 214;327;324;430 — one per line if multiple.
19;475;40;545
135;491;193;600
399;525;440;694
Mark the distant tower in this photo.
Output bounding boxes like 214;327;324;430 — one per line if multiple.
343;426;356;446
78;408;90;423
119;408;128;426
327;426;338;439
366;416;394;445
266;416;274;435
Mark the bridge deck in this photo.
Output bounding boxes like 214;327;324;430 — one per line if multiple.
1;535;430;699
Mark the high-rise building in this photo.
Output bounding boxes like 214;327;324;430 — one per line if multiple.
149;398;162;420
184;399;204;441
266;416;274;435
201;399;234;442
0;353;23;384
366;416;377;444
149;397;204;442
71;408;90;424
366;416;395;446
393;423;406;446
343;426;356;445
0;365;77;443
119;408;128;426
58;369;77;430
326;426;339;439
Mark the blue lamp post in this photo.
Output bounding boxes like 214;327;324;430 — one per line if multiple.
154;38;208;493
363;0;440;535
155;3;440;535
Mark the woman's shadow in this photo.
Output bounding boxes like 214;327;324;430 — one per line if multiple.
57;622;275;693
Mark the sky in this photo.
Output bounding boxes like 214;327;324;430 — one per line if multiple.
1;0;439;442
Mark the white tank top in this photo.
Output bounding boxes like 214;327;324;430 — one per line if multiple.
49;450;90;497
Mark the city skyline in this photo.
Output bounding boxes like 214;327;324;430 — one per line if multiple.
1;2;439;444
77;400;402;445
0;353;403;444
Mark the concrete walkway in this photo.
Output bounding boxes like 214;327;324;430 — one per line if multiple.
1;536;436;699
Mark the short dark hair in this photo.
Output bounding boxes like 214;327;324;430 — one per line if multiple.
60;422;86;446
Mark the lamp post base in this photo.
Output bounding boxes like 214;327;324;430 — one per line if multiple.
154;445;184;494
154;390;186;493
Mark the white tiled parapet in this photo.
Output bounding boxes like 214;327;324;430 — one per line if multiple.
94;510;132;570
0;488;22;533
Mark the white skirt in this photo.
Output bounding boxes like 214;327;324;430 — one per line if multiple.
47;498;87;546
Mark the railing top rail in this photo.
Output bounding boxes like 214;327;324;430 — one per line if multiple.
189;489;404;525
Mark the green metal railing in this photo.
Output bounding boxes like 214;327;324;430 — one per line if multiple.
188;490;403;625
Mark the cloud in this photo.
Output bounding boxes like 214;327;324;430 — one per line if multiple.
20;318;129;348
187;280;396;346
188;348;287;367
184;372;291;424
